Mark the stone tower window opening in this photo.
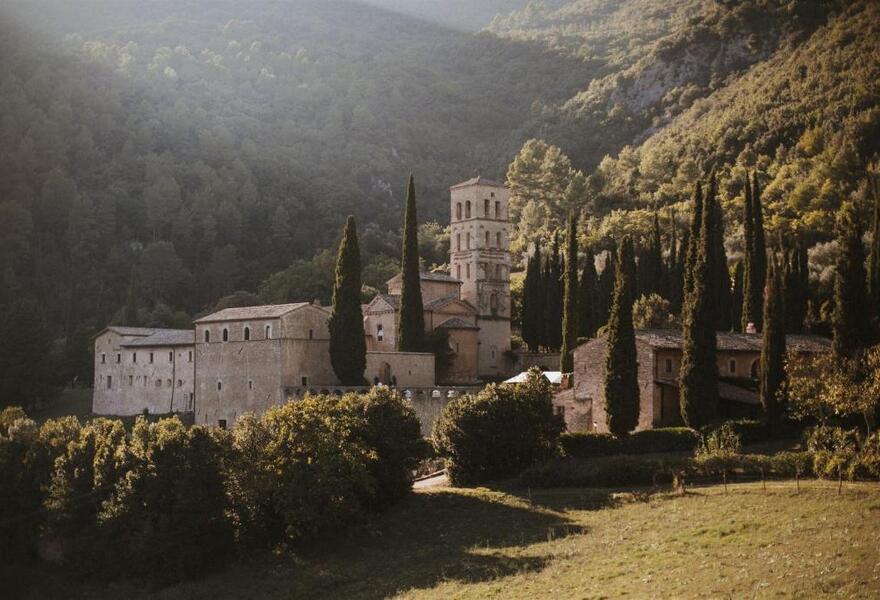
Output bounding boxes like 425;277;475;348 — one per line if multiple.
456;203;462;220
466;232;471;249
204;330;210;343
188;350;193;362
106;376;112;389
377;324;384;342
729;359;737;374
116;353;121;363
309;329;314;340
484;198;489;216
168;351;173;362
244;326;251;341
466;263;470;279
495;200;500;218
217;380;222;391
465;201;471;218
496;231;502;247
128;375;133;386
222;328;229;342
456;234;461;251
248;380;253;390
101;353;106;364
265;324;272;339
149;352;154;364
484;231;490;247
132;352;137;364
456;264;461;279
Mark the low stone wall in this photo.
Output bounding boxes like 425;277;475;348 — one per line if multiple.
515;351;561;373
285;384;483;436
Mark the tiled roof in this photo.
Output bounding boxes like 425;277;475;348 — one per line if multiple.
449;176;505;190
374;294;400;310
193;302;318;323
122;330;194;347
656;379;761;405
424;295;474;312
103;326;161;337
437;317;479;330
631;329;830;353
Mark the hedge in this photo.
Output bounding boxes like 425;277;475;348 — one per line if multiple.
559;427;700;459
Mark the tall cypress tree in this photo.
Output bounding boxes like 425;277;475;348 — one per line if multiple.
741;175;757;331
832;201;868;358
783;245;806;333
760;254;786;426
560;212;579;372
545;231;563;350
522;242;543;352
683;183;704;299
397;174;425;352
731;260;744;332
711;177;732;331
751;173;767;330
328;216;367;385
596;250;616;331
604;236;639;437
679;178;718;428
666;209;684;314
578;247;598;338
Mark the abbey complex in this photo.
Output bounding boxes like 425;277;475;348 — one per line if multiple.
92;177;522;428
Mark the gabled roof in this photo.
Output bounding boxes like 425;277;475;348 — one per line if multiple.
424;296;476;313
437;317;479;330
449;176;505;190
94;326;183;340
193;302;321;323
386;271;462;285
121;330;194;348
624;329;829;353
365;294;400;312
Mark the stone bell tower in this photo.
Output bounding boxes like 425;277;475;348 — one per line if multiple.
449;177;511;377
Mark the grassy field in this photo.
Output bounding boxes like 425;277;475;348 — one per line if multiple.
7;479;880;599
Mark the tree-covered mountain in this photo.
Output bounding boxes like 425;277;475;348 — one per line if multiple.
0;0;877;399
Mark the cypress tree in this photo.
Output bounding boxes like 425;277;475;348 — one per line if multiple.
328;216;367;385
667;209;683;314
711;178;732;331
683;183;704;299
522;242;543;352
604;236;639;437
545;231;563;350
679;178;718;428
596;250;616;331
578;247;598;338
741;175;757;331
731;260;744;332
751;173;767;330
560;212;579;372
783;245;806;333
397;174;425;352
832;202;868;358
760;255;786;427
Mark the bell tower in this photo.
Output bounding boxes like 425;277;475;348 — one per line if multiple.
449;177;511;377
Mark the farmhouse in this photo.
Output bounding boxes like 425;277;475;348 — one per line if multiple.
555;329;831;433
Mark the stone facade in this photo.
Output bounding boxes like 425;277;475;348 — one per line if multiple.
449;177;512;377
565;329;831;433
365;351;435;387
92;327;194;416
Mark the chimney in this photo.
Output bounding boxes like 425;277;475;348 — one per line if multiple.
745;322;757;334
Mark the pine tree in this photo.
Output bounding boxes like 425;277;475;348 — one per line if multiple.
731;260;744;332
683;183;704;299
751;173;767;330
545;231;563;350
578;247;598;338
832;201;868;358
328;216;367;385
711;177;732;331
560;212;579;372
604;236;639;437
760;255;786;426
522;242;544;352
397;174;425;352
679;178;718;428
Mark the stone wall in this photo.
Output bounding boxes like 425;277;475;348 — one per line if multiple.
365;351;435;387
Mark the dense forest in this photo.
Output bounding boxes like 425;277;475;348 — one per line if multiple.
0;0;878;402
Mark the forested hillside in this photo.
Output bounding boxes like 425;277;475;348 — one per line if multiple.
0;0;877;402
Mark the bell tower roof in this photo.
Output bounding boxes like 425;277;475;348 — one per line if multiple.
449;176;505;190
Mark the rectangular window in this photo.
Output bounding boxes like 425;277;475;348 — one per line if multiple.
466;263;470;279
101;353;106;364
169;351;173;362
729;359;737;374
129;375;133;386
116;353;121;363
495;200;500;218
664;358;673;374
132;352;137;364
301;376;309;386
107;376;112;389
188;351;193;363
218;419;227;430
248;380;254;390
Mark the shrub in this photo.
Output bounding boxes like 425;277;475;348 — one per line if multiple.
433;369;564;485
520;455;688;488
560;428;699;458
341;387;429;509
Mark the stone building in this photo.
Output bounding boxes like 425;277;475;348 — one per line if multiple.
449;177;512;378
557;329;831;433
92;326;194;416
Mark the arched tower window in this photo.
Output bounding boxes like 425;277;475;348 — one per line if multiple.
484;198;489;216
495;200;500;219
496;231;502;247
465;201;471;218
466;232;471;249
377;324;384;341
484;231;490;247
266;325;272;339
456;203;462;220
204;330;210;343
222;328;229;342
456;234;461;251
456;264;461;279
244;326;250;341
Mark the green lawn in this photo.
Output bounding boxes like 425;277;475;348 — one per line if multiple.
7;480;880;599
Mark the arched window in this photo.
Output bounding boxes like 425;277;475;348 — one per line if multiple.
466;264;471;279
244;326;250;341
456;264;461;279
466;232;471;249
265;324;272;339
484;198;489;216
204;329;210;343
222;328;229;342
485;231;490;247
377;324;384;341
465;201;471;218
495;200;501;219
456;234;461;251
456;203;462;220
217;381;222;391
309;329;314;340
496;231;502;247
